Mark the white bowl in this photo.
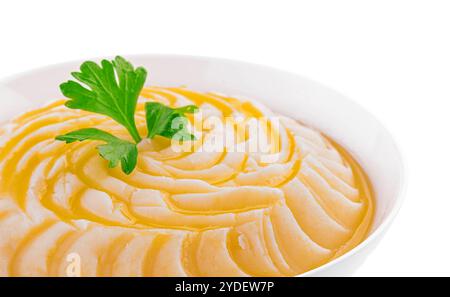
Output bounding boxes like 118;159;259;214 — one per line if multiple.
0;55;405;276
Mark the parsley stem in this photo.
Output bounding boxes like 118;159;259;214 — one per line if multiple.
128;126;142;143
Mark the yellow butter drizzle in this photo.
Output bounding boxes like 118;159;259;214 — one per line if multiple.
0;87;374;276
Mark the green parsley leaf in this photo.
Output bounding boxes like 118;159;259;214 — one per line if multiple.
56;56;199;175
56;128;138;175
145;102;198;140
60;56;146;143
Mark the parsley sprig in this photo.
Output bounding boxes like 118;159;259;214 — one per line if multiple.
56;56;198;174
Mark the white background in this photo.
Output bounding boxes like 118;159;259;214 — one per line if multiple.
0;0;449;276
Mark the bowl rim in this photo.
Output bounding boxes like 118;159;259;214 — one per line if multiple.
0;53;406;276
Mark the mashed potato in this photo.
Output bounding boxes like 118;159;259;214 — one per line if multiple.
0;87;373;276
